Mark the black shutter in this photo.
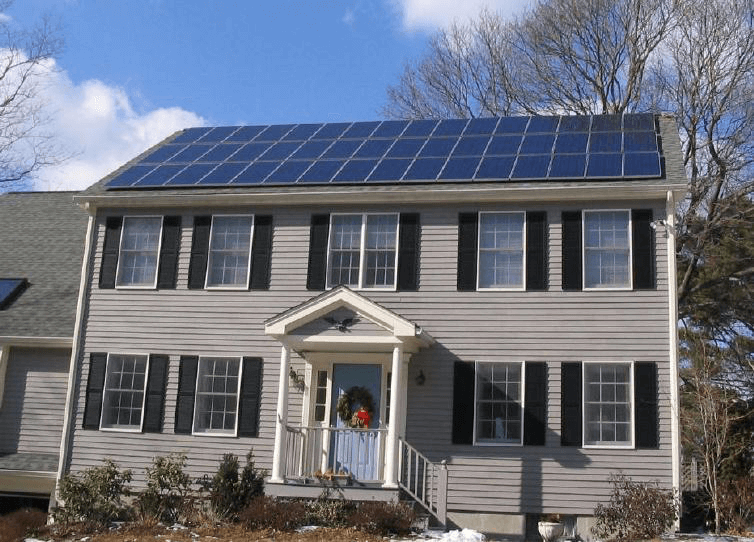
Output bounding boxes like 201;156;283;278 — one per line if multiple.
99;217;123;289
635;362;659;449
397;213;420;291
307;214;330;290
452;361;475;444
142;354;169;433
526;211;548;291
83;353;107;429
188;216;211;289
238;357;263;437
250;215;273;290
157;216;181;289
524;362;547;445
560;362;582;446
632;209;655;290
561;211;582;290
174;356;198;434
457;212;478;291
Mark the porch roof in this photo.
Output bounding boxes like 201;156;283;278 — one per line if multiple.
264;286;434;354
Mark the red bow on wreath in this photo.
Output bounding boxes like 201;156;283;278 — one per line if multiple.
351;407;371;428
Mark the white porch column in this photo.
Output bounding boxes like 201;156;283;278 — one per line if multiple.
383;344;404;488
270;344;291;483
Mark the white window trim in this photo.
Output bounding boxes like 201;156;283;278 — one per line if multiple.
115;216;164;289
473;360;525;447
582;360;635;449
582;209;633;291
476;211;527;291
325;212;400;291
99;352;150;433
204;214;255;290
191;356;243;437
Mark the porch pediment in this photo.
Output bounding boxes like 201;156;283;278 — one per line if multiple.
264;286;433;353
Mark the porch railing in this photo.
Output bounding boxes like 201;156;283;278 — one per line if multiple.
284;425;387;482
398;439;447;526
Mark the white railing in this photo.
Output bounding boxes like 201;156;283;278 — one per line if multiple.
285;425;387;482
398;439;447;526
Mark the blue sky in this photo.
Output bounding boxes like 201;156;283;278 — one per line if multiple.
7;0;529;190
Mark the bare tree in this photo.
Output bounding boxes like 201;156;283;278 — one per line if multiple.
0;0;63;187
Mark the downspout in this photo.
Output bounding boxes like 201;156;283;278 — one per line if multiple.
54;210;96;508
666;190;682;527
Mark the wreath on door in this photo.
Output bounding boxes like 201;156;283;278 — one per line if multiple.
336;386;375;428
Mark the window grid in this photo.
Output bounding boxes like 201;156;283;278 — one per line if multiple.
116;217;162;287
206;215;254;288
584;210;631;289
100;354;148;430
326;213;399;290
475;361;523;445
584;363;632;447
478;212;525;289
193;357;241;435
313;370;328;422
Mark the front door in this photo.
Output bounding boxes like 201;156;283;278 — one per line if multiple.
329;363;382;480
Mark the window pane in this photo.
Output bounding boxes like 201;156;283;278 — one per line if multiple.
328;215;362;287
364;215;398;288
116;217;162;287
478;213;525;288
584;211;631;288
206;216;253;287
193;357;241;435
475;362;522;444
101;354;148;430
584;363;632;446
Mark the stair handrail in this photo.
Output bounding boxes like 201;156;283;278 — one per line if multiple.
398;438;447;526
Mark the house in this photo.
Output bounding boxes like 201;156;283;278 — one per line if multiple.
57;114;686;539
0;191;87;511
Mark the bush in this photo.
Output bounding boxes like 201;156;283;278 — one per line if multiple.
592;473;678;541
136;453;193;524
197;451;265;520
53;459;132;525
0;508;47;542
303;494;355;528
350;501;417;536
716;476;754;534
239;496;307;531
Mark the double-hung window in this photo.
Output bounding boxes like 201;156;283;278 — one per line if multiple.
474;361;523;445
100;353;149;431
583;362;633;447
327;213;399;289
193;356;242;436
478;212;525;289
205;215;254;288
583;210;631;289
116;217;163;287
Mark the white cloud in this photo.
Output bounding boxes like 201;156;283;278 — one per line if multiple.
390;0;531;32
32;60;205;191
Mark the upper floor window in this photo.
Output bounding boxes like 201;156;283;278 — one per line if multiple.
475;361;523;445
100;353;148;431
583;210;631;289
193;356;241;436
478;212;525;289
206;215;254;288
116;217;163;288
583;362;633;447
327;213;399;290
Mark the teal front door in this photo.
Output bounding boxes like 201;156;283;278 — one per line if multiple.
329;363;382;480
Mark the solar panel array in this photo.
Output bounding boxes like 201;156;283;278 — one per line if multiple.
105;114;663;190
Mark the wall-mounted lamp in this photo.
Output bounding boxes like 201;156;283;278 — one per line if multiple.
415;370;426;386
650;219;675;237
289;367;305;392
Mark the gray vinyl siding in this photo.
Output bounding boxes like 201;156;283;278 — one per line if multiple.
68;200;673;515
0;347;70;458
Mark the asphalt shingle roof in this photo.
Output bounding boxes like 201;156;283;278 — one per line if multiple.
0;191;88;339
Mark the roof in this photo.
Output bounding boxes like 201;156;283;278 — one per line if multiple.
0;191;89;340
78;114;688;205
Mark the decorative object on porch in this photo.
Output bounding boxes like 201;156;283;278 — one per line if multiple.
537;514;564;542
324;316;360;332
336;386;375;428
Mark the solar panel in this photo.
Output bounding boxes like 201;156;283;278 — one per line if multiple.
0;278;27;309
105;114;665;190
